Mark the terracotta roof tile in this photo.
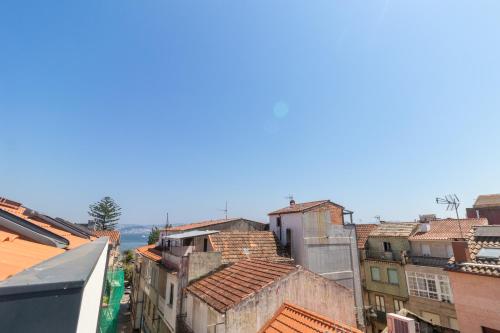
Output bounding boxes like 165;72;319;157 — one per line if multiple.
369;222;418;238
136;244;162;262
473;194;500;208
186;260;296;313
268;200;343;216
94;230;121;246
167;218;261;232
354;224;378;249
259;302;362;333
0;226;65;281
209;231;291;264
447;226;500;277
410;218;488;241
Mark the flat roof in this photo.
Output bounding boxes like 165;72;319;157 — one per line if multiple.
165;230;219;239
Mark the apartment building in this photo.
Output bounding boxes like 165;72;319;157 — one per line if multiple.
405;218;487;331
184;260;359;333
362;222;418;333
447;225;500;333
268;199;364;328
467;194;500;225
132;217;278;333
355;223;379;332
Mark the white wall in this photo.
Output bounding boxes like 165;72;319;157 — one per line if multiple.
76;242;109;333
269;213;305;265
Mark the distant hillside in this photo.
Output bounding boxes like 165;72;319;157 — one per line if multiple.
117;224;165;235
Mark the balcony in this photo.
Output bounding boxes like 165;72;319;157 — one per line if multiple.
366;249;403;262
169;245;195;257
375;310;387;322
409;255;449;267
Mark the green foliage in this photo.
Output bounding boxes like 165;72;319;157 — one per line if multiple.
88;196;121;231
122;249;134;264
123;263;134;282
148;226;160;245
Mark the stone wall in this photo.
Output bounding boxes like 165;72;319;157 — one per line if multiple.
225;269;356;333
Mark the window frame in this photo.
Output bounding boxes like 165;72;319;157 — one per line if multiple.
406;271;453;303
375;295;386;312
371;266;381;281
387;268;399;285
393;299;404;312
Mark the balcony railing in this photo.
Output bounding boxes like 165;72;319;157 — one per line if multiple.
366;249;404;262
409;255;449;267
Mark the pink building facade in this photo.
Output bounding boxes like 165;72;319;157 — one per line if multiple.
448;271;500;333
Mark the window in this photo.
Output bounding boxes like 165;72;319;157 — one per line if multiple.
421;244;431;256
482;327;500;333
371;267;381;281
169;283;174;305
393;299;404;312
203;238;208;252
406;272;453;303
387;268;399;285
383;241;392;252
277;217;281;227
375;295;385;312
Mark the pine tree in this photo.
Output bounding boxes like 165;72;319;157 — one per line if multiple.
148;226;160;245
88;196;121;230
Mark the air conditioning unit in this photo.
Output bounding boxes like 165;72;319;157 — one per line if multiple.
387;313;417;333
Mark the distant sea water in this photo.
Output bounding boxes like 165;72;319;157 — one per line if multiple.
120;233;148;252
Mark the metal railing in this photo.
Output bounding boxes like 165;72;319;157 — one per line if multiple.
409;255;449;267
366;249;403;261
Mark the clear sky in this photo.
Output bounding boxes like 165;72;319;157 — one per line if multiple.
1;1;500;225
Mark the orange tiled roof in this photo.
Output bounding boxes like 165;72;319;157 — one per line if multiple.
354;224;378;249
167;218;244;232
473;194;500;209
259;302;363;333
447;226;500;277
268;200;343;216
369;222;418;238
410;218;488;241
186;260;296;313
94;230;121;246
0;226;65;280
0;200;92;249
209;231;291;264
136;244;162;262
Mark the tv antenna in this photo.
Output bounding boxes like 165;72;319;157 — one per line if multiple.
165;212;171;229
435;194;463;237
219;201;228;220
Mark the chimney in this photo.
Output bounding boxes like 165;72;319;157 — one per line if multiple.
289;199;296;206
452;240;470;263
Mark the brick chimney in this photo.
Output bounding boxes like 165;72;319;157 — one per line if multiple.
452;240;470;263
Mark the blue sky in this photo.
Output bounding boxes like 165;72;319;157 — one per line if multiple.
1;1;500;225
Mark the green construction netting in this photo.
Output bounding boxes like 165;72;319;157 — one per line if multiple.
98;268;125;333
